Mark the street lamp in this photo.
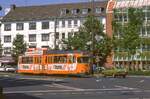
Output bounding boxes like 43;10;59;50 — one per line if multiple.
91;0;95;75
54;18;57;50
0;6;2;11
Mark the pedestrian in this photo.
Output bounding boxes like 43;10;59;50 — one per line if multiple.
92;63;97;74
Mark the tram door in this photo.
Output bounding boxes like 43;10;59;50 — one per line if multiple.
34;56;43;74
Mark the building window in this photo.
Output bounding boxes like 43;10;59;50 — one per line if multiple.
29;22;36;30
41;46;49;48
62;20;65;28
68;20;72;28
56;20;59;28
95;7;104;14
56;32;59;39
68;32;73;38
80;18;85;25
141;26;147;36
147;12;150;21
147;26;150;35
29;46;36;48
16;23;24;30
4;47;11;54
82;8;88;14
4;24;11;31
74;19;78;27
42;34;49;41
60;9;69;15
42;22;49;29
95;7;105;14
4;35;11;43
95;7;101;14
82;8;91;14
62;33;65;39
29;34;36;42
71;9;80;15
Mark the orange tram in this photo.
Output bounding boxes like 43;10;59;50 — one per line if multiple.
18;48;91;75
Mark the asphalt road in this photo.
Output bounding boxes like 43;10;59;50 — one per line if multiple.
0;73;150;99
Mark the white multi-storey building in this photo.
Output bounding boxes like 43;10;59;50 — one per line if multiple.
1;1;107;56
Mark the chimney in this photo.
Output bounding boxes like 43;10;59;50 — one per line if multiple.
10;4;16;10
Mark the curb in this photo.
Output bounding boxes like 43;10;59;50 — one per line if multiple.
128;75;150;78
92;74;150;78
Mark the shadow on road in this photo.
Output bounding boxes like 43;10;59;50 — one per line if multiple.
4;93;41;99
0;77;67;88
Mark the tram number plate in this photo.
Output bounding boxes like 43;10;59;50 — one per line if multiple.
54;65;63;69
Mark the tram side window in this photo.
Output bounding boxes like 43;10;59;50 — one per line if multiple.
48;56;52;63
77;57;90;63
35;57;41;64
22;57;33;64
54;56;67;63
68;56;76;63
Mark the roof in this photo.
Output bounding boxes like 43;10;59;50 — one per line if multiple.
114;0;150;9
2;1;108;22
106;0;116;13
45;50;89;55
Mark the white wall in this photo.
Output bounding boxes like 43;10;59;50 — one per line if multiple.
1;17;106;55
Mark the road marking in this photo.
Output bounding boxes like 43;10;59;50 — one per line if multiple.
96;79;102;82
33;93;43;96
115;85;137;90
139;80;144;83
4;88;136;94
52;83;83;90
43;84;55;88
19;77;64;81
4;75;10;77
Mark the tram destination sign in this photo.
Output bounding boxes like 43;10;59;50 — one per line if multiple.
25;49;43;55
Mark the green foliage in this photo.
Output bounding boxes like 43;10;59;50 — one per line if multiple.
12;34;27;64
63;16;113;66
113;7;143;55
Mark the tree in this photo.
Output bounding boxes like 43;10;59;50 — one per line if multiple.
12;34;27;64
112;8;143;70
63;16;113;66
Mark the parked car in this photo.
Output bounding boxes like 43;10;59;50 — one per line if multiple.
5;65;16;72
0;66;5;72
101;67;128;78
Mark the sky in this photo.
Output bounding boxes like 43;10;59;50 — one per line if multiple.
0;0;90;16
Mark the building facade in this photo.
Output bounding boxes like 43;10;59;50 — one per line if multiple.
1;1;107;56
107;0;150;70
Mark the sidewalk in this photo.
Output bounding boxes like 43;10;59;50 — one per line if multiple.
93;74;150;78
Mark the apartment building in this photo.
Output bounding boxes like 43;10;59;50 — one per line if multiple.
1;1;108;56
107;0;150;70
